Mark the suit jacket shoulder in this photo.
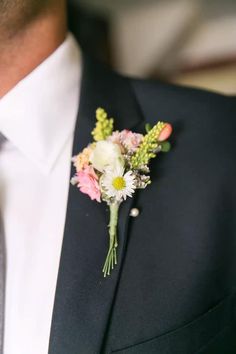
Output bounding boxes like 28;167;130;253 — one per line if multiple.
129;77;236;184
130;75;236;124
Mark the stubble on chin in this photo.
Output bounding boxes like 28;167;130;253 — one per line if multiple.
0;0;52;40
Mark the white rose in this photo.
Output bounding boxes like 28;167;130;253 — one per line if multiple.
90;141;124;172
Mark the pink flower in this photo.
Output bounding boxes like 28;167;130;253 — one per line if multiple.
107;131;125;152
77;166;101;202
108;130;143;153
120;130;143;151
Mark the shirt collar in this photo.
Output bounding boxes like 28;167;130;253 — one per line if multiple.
0;33;81;174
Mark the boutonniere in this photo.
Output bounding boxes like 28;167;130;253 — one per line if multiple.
71;108;172;277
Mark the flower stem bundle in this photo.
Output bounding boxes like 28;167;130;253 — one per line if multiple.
102;203;119;277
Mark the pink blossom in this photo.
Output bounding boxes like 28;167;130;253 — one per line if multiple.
108;130;143;153
77;166;101;202
107;131;124;152
120;130;143;151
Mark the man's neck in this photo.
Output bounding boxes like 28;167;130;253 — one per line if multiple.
0;6;67;98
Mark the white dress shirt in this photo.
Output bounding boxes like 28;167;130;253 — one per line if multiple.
0;33;81;354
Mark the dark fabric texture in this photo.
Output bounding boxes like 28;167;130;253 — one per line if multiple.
48;56;236;354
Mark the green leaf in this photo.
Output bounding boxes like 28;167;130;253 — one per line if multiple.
145;123;152;133
160;141;171;152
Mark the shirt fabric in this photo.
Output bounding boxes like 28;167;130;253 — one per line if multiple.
0;33;81;354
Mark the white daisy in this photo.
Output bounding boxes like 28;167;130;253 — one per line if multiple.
101;166;136;202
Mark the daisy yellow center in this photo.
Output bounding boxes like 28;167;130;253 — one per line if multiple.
112;176;126;190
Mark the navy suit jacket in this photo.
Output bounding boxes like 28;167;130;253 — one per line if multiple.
48;55;236;354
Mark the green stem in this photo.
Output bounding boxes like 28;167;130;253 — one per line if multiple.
102;202;120;277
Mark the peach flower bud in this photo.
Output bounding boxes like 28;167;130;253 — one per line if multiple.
158;123;172;142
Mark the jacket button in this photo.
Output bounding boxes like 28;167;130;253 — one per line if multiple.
130;208;140;217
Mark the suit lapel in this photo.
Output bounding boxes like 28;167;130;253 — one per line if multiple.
48;55;144;354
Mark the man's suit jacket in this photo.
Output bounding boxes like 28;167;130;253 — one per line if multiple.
48;55;236;354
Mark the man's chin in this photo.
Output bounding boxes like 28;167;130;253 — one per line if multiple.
0;0;54;38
